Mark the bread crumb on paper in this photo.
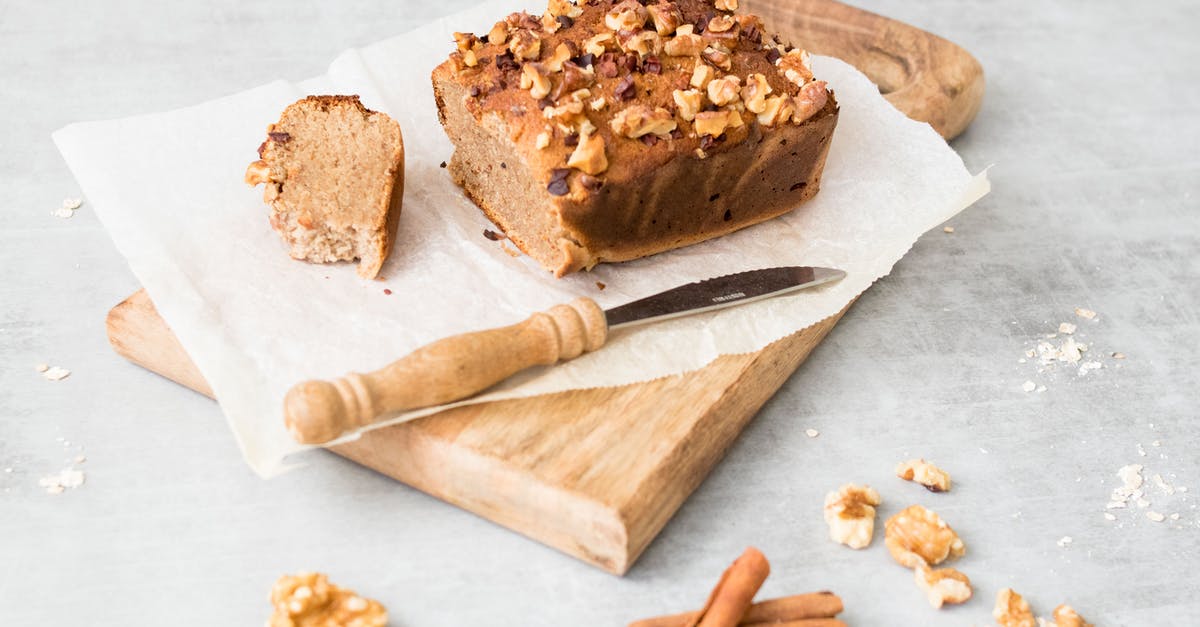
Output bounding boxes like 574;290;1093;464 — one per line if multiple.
41;366;70;381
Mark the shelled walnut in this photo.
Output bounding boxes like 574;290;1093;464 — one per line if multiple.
993;588;1035;627
913;563;973;609
895;458;952;492
267;572;386;627
884;504;965;568
823;484;881;549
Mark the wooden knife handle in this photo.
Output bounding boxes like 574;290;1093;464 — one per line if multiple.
283;297;607;444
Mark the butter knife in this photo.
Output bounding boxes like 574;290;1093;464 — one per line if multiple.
285;266;845;444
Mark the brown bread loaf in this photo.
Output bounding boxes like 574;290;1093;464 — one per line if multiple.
433;0;837;276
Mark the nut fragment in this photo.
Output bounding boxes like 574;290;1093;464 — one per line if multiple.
605;0;648;32
792;80;828;124
664;30;705;57
715;0;739;10
522;63;552;99
702;45;732;71
707;15;737;33
244;160;274;186
690;63;716;89
610;104;678;138
268;572;386;627
509;29;542;61
488;21;510;46
584;33;614;57
672;88;703;122
993;588;1036;627
741;73;772;114
1051;604;1093;627
545;42;574;72
778;49;814;86
895;459;952;493
693;109;742;137
884;504;965;568
547;0;582;19
535;130;551;150
646;2;683;35
620;29;663;58
757;95;795;126
706;75;742;107
914;563;973;609
823;483;881;549
567;130;608;175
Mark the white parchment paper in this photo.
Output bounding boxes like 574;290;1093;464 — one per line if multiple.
54;0;988;476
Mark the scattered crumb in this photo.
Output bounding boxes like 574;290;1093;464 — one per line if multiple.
1103;513;1116;521
482;228;505;241
1022;380;1037;392
439;161;447;168
35;363;49;373
1058;322;1077;334
74;455;86;465
1075;307;1097;320
38;468;85;495
1170;513;1180;520
1112;352;1126;359
1056;535;1073;548
382;288;392;295
943;226;955;233
1146;511;1165;522
805;428;820;438
1137;443;1147;457
499;242;520;258
42;366;71;381
63;197;83;210
595;281;606;291
1077;361;1103;376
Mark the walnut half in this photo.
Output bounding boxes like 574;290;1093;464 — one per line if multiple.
268;572;386;627
823;483;881;549
610;104;677;138
884;504;965;568
1050;604;1094;627
913;563;972;609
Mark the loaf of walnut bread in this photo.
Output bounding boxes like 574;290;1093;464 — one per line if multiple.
245;95;405;279
433;0;837;276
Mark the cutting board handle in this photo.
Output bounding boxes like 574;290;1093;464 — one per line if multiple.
283;298;607;444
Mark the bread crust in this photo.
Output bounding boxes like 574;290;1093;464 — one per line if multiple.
433;0;839;276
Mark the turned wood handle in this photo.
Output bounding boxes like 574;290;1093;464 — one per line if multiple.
284;298;607;444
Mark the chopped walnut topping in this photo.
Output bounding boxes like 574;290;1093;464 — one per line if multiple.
553;61;596;99
547;0;582;19
715;0;739;10
740;73;772;114
665;30;705;57
823;483;881;549
521;63;553;99
584;33;614;57
453;32;481;53
702;45;733;71
914;564;972;609
646;2;683;35
690;63;715;89
567;130;608;175
535;130;551;150
792;80;828;124
706;75;741;107
707;15;737;33
896;459;952;493
779;49;814;86
672;88;703;121
268;572;386;627
757;94;795;126
545;42;574;72
543;100;586;131
994;588;1036;627
610;104;678;138
1051;604;1093;627
605;0;648;32
488;21;510;47
244;160;275;186
693;109;742;137
590;96;608;111
884;505;966;568
509;29;542;61
620;29;663;58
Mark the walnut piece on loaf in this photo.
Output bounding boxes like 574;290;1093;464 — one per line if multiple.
245;95;404;279
433;0;838;276
267;572;386;627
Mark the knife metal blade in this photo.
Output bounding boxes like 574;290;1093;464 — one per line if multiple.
603;266;846;329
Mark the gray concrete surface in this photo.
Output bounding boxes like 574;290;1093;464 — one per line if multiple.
2;1;1197;624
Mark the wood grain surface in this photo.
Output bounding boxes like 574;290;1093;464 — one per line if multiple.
104;0;982;574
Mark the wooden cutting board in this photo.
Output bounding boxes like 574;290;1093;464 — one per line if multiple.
105;0;983;575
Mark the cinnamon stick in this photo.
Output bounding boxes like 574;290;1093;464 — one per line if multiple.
628;592;843;627
661;547;770;627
